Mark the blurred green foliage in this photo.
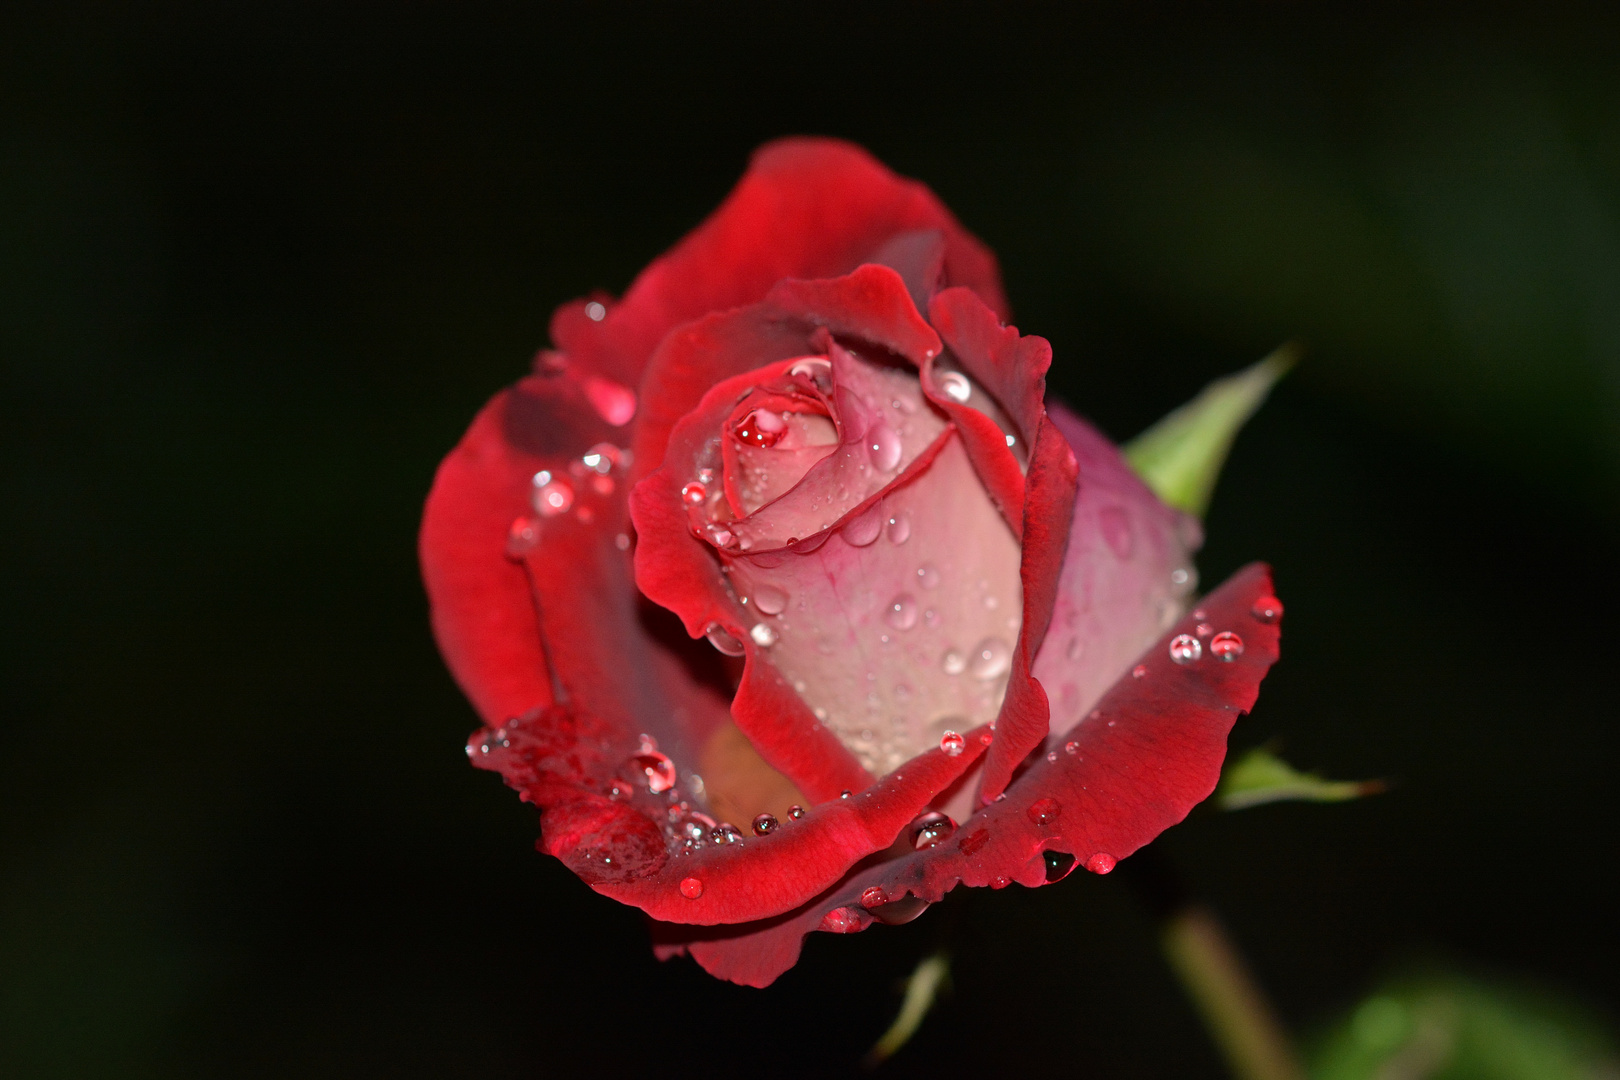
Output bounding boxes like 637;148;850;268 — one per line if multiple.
1217;747;1383;812
1310;973;1619;1080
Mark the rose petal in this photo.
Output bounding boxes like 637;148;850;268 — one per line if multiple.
653;563;1282;987
1032;403;1204;740
549;138;1005;392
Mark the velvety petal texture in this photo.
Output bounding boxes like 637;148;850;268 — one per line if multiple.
421;138;1284;988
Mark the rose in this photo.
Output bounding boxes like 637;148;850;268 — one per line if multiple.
420;138;1282;987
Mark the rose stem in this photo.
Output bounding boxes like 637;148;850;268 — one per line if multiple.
1124;850;1305;1080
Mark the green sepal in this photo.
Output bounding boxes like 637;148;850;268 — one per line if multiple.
1217;746;1383;811
1124;343;1299;517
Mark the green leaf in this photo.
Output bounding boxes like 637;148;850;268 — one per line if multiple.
1124;343;1299;517
863;951;950;1068
1217;747;1383;811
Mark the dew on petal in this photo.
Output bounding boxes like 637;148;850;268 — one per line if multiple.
704;622;745;656
885;594;919;631
787;804;805;820
506;516;540;557
584;300;607;321
992;875;1011;889
1132;664;1148;678
1169;634;1202;664
867;421;902;472
939;730;965;756
681;481;707;506
916;563;941;589
1043;850;1077;882
1085;853;1117;875
886;511;911;544
1064;740;1079;755
751;813;778;836
1251;595;1284;623
909;811;957;849
860;886;888;909
704;523;734;548
533;478;575;517
1026;797;1062;826
969;638;1012;680
1196;622;1214;638
820;907;863;933
710;823;744;845
842;505;883;547
679;876;703;898
750;623;778;648
1210;631;1245;661
939;371;971;403
583;376;637;426
941;648;967;675
752;583;788;615
628;751;676;793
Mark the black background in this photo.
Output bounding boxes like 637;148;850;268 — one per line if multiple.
4;4;1619;1076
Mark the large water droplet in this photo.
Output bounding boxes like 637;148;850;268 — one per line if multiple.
1251;595;1284;623
939;730;965;756
886;511;911;544
1085;852;1117;875
679;876;703;898
1099;506;1133;558
787;804;805;820
969;638;1012;680
860;885;888;909
909;811;957;849
704;623;745;656
842;505;883;547
752;584;789;615
1043;850;1077;882
916;563;941;589
628;751;676;793
1210;631;1244;661
752;813;778;836
867;421;902;472
941;648;967;675
885;593;919;631
534;478;575;517
1169;634;1202;664
711;823;744;845
1026;797;1062;826
750;623;778;648
680;481;706;506
733;408;786;448
939;371;971;403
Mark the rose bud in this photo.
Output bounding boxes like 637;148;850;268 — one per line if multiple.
420;138;1282;986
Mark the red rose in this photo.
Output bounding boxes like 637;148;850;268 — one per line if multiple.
420;138;1282;987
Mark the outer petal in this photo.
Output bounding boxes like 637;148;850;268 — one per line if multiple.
655;563;1282;987
549;138;1005;391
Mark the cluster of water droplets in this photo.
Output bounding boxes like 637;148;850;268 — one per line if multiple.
505;442;634;559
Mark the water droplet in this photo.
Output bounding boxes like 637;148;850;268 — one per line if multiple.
978;731;993;745
1196;622;1213;637
819;907;864;933
1210;631;1244;661
843;505;883;546
704;622;745;656
867;421;902;472
1132;664;1148;678
959;827;989;855
614;532;631;551
939;730;965;756
1065;740;1079;755
941;649;966;675
885;593;919;631
628;751;676;793
752;584;788;615
1171;568;1190;586
583;376;637;426
991;875;1011;889
1085;852;1117;875
750;623;778;648
969;638;1012;680
939;371;971;403
1046;751;1058;762
752;813;778;836
704;523;734;548
506;516;540;557
909;811;957;849
860;886;888;909
788;804;805;819
1251;595;1284;623
1043;850;1077;882
710;823;744;845
533;478;575;517
1169;634;1202;664
732;408;786;448
1026;797;1062;826
886;511;911;544
916;563;941;589
840;790;852;799
681;481;706;506
1099;506;1134;558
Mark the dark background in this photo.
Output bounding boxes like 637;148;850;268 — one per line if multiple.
4;3;1618;1076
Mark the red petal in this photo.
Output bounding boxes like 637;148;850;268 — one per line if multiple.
656;563;1282;986
550;138;1004;391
